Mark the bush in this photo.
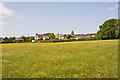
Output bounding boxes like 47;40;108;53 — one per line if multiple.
40;38;43;40
39;38;97;43
66;34;71;39
55;38;59;40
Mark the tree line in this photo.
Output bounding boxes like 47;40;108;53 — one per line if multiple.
2;18;120;42
3;36;34;42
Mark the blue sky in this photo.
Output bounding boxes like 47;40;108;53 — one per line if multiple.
1;2;118;37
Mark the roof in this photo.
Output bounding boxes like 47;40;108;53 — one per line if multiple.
60;34;66;37
16;38;24;40
56;34;66;37
36;34;49;38
42;36;49;38
80;34;85;36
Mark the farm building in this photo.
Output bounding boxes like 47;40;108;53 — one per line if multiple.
75;34;96;39
70;35;81;40
35;33;49;42
15;38;24;43
0;37;3;42
85;34;96;38
55;34;66;40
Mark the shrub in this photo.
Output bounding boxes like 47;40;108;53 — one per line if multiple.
40;38;43;40
55;38;59;40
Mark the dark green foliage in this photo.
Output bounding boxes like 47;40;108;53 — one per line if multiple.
86;33;96;35
28;36;34;41
40;38;43;40
55;38;59;40
66;34;71;39
71;30;74;35
5;37;16;42
45;33;55;39
21;36;26;41
39;38;93;43
96;19;119;39
21;36;34;42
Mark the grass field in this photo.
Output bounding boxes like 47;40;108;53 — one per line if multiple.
2;40;118;78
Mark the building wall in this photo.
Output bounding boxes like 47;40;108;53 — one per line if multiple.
60;37;65;40
35;34;38;40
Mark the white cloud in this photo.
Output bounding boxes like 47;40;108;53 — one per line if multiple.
15;16;24;19
0;3;24;19
108;4;118;11
108;7;114;11
0;22;8;24
101;4;118;13
101;6;108;13
0;15;7;18
0;3;15;16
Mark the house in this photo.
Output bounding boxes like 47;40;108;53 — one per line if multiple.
70;35;76;39
55;34;66;40
43;35;49;40
0;37;3;43
80;34;86;38
70;34;82;40
91;34;96;37
75;34;82;39
15;38;24;43
75;35;81;40
35;33;49;42
0;37;3;42
70;34;96;39
86;34;96;38
85;34;91;38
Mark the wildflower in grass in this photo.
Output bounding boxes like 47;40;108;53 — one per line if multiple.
2;40;118;78
74;74;79;77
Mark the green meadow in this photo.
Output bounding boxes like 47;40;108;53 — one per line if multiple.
2;40;118;78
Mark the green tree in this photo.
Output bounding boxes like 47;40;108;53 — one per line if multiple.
5;37;16;42
66;34;71;39
29;36;34;41
12;37;16;40
96;19;119;39
4;37;8;42
8;37;13;42
40;38;43;40
21;36;26;41
45;33;55;39
71;30;74;35
21;36;34;42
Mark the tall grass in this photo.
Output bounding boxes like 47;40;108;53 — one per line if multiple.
2;40;118;78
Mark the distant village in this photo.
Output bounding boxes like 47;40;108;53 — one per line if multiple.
1;19;118;43
35;33;96;42
0;31;96;43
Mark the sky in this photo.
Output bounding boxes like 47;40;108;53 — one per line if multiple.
0;2;118;37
